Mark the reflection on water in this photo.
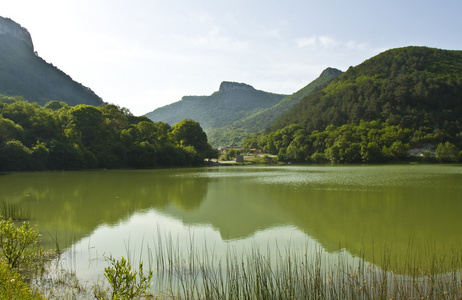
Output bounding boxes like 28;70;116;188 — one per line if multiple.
0;165;461;278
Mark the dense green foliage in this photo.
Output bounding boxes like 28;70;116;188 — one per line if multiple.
0;99;214;171
244;120;461;163
0;17;103;107
271;47;462;134
251;47;462;163
207;68;342;146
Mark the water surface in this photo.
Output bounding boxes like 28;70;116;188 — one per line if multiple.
0;165;461;282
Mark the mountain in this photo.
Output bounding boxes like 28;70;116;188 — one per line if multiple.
234;68;343;132
145;81;286;130
0;16;104;106
206;68;342;145
270;46;462;133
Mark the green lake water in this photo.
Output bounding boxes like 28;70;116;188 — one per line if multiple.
1;165;461;285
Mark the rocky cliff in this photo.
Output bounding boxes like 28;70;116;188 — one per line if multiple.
0;17;34;50
219;81;255;92
0;16;104;107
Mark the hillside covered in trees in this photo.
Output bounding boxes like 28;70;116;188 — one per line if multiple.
145;81;286;142
0;98;216;172
207;68;342;146
244;47;462;163
0;16;104;107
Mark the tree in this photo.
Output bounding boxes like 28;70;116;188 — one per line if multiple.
171;119;209;154
360;142;382;162
225;149;240;161
435;142;458;162
135;121;159;146
31;142;49;170
44;100;68;111
0;140;32;171
204;144;220;162
68;105;104;147
382;140;409;161
0;117;23;143
47;140;85;170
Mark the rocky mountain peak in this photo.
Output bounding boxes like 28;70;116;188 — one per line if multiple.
0;16;34;50
219;81;256;92
319;67;343;77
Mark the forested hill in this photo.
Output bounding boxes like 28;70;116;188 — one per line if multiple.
207;67;342;146
0;16;104;106
243;46;462;164
144;81;286;130
270;46;462;133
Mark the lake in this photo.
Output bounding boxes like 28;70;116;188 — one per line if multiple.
1;164;462;296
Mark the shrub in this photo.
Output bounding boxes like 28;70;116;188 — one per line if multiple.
0;217;39;269
0;259;44;299
95;256;153;300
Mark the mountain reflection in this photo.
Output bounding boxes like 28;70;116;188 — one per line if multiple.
1;165;461;271
0;169;210;248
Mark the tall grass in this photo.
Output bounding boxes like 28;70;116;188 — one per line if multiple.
147;233;462;299
0;200;30;220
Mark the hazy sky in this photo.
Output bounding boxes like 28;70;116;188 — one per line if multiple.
2;0;462;115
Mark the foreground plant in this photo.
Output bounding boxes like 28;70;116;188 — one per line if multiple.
0;216;39;269
0;259;44;299
95;256;153;300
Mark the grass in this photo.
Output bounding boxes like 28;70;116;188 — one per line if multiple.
0;200;30;221
2;218;462;299
145;233;462;299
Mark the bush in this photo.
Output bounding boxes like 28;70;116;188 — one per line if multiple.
95;256;153;300
0;218;39;269
0;259;44;299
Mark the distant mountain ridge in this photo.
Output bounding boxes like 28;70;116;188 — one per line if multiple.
146;69;342;146
0;16;104;106
145;81;287;130
206;67;342;145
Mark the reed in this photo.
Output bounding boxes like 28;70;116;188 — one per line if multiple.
0;200;30;221
147;233;462;300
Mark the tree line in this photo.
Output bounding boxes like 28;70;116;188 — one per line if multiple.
243;120;462;164
0;98;218;171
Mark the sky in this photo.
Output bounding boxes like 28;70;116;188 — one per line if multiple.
2;0;462;115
